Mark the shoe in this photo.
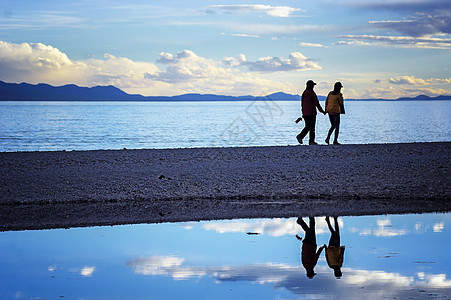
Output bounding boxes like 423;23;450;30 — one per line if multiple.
309;141;318;145
333;141;341;145
325;138;330;145
296;134;303;144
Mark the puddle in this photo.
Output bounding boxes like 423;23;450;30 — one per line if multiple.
1;213;450;299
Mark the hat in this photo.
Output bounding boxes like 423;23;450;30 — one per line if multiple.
335;82;343;88
306;80;316;86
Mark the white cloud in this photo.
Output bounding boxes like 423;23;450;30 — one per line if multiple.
229;23;333;35
299;42;324;47
0;40;160;89
225;52;322;73
336;34;451;49
389;75;429;85
208;5;302;18
389;75;451;85
0;41;304;96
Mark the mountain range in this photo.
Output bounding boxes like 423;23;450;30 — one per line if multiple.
0;80;449;101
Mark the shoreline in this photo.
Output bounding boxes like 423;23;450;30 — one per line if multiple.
1;142;450;231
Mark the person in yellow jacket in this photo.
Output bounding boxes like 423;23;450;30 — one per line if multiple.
324;82;345;145
325;216;345;278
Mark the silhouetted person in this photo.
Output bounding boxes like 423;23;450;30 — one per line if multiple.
296;217;325;278
325;82;345;145
325;216;345;278
296;80;326;145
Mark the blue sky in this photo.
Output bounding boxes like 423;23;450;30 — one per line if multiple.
0;0;450;98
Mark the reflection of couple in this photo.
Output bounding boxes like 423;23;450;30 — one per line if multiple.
296;216;345;279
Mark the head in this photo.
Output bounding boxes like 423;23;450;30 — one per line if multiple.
333;82;343;93
306;269;316;279
306;80;316;90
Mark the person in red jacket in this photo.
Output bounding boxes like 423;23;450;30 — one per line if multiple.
296;80;326;145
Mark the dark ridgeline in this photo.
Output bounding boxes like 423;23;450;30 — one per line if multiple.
1;80;449;101
0;80;299;101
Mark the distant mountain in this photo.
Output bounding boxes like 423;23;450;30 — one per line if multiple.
0;80;299;101
0;80;449;101
396;94;451;101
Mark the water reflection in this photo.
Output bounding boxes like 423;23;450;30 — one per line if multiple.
0;213;450;299
296;216;325;278
325;216;345;279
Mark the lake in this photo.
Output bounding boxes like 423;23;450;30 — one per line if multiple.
0;100;450;152
1;213;450;299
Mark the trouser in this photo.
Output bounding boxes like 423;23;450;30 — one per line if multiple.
326;217;340;247
299;217;316;244
326;114;340;143
298;115;316;143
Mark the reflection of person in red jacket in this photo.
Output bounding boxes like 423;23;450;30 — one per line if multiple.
296;217;326;278
296;80;326;145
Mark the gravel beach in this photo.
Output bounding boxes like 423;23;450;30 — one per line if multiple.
1;142;450;231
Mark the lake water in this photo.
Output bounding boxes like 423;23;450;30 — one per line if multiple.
1;213;450;299
0;100;450;152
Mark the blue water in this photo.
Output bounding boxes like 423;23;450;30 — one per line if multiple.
1;213;450;299
0;100;450;151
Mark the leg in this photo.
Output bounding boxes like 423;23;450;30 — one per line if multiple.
326;216;335;233
306;217;316;244
333;216;340;245
297;217;310;232
305;116;316;144
333;115;340;143
297;119;310;143
326;115;336;144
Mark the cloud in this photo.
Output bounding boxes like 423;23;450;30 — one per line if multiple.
370;10;451;37
208;5;302;17
224;52;322;73
228;23;334;35
0;41;303;96
389;75;429;85
388;75;451;85
336;34;451;49
0;40;160;88
299;42;325;47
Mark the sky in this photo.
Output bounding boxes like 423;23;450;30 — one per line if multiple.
0;0;450;98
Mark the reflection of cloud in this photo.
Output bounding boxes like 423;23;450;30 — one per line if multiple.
343;269;413;286
127;255;451;297
201;217;341;237
81;266;95;277
433;222;445;233
360;218;408;237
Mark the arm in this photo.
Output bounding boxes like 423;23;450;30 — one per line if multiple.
314;93;326;114
325;94;329;113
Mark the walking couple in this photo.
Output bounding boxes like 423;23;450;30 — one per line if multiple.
296;80;345;145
